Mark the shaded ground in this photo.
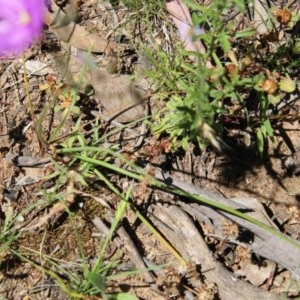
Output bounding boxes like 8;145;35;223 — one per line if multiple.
0;0;300;299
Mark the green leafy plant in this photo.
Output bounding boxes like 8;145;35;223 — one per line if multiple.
0;207;22;261
136;0;299;155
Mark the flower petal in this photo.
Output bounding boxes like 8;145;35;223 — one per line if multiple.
0;0;45;57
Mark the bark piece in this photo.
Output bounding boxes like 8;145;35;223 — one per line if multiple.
154;169;300;277
150;204;278;300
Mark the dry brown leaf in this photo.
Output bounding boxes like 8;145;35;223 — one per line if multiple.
91;68;147;122
45;1;124;53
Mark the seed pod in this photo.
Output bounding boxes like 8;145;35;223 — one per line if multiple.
276;9;291;25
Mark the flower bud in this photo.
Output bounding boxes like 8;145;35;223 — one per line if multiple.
262;78;278;94
276;9;292;25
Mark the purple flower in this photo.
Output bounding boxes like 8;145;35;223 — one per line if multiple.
0;0;45;57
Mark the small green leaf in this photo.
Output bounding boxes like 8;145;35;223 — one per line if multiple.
234;29;255;39
256;129;264;156
219;32;231;52
114;293;139;300
263;119;274;138
267;93;281;105
182;137;189;150
86;271;106;292
279;78;296;93
292;39;300;54
72;106;81;115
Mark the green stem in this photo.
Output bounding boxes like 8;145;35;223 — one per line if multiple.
74;154;300;250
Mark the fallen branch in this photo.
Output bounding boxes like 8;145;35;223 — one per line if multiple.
154;169;300;277
150;204;278;300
